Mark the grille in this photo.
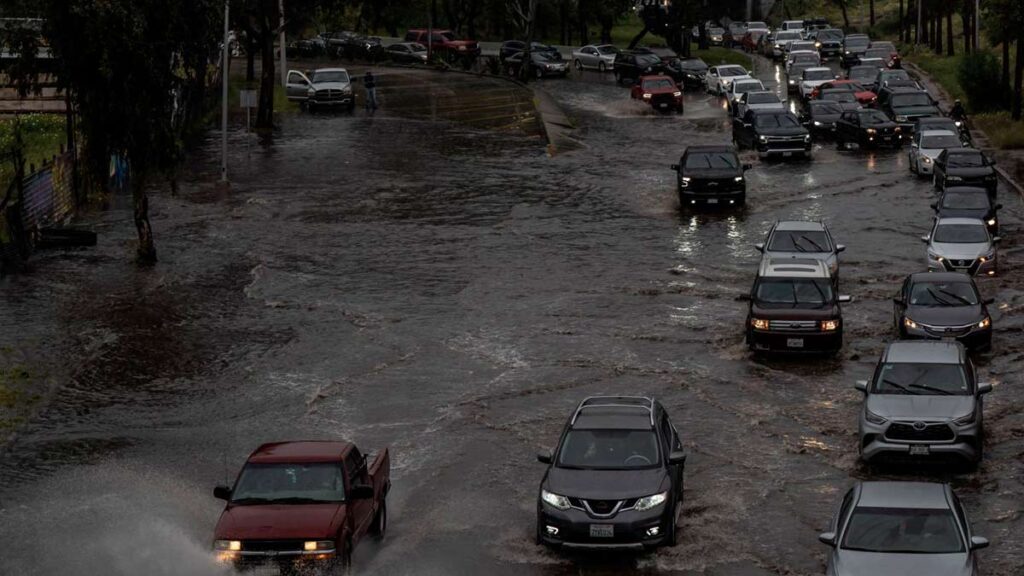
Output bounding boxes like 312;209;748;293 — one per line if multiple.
584;499;620;515
768;320;818;331
314;89;347;101
886;422;955;442
651;93;675;105
242;540;306;552
923;324;972;337
943;259;977;273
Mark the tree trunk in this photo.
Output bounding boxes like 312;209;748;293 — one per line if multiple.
628;27;649;49
934;13;942;55
256;3;277;134
1002;41;1011;90
246;35;256;82
961;9;970;54
898;0;905;42
1014;35;1024;121
870;0;875;27
132;170;157;264
599;16;613;44
838;0;850;30
946;9;953;56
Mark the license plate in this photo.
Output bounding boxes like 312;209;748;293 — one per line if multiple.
706;198;718;204
659;103;668;108
590;524;614;538
783;151;793;157
786;338;804;348
909;445;930;456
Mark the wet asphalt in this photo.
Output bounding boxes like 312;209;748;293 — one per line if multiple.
1;53;1023;576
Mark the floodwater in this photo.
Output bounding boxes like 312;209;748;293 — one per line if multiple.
2;57;1024;576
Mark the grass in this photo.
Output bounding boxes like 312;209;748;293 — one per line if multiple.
975;112;1024;149
903;46;966;102
0;114;67;196
694;47;755;68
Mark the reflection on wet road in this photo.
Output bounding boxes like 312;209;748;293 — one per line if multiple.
1;59;1024;576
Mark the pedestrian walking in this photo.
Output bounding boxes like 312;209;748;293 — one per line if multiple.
364;71;378;114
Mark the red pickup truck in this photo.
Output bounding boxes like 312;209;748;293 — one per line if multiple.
213;441;390;572
404;29;481;62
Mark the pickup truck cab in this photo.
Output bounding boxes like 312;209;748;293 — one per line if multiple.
404;29;480;64
286;68;355;112
631;75;683;113
733;110;812;159
213;441;390;572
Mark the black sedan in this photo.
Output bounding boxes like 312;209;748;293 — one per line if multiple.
801;101;844;135
499;40;559;62
835;109;902;149
893;272;993;351
932;186;1001;234
664;57;708;90
933;148;998;195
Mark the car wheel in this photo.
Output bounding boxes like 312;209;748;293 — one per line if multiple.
598;61;606;72
665;499;679;547
371;499;387;539
535;67;543;80
574;59;582;71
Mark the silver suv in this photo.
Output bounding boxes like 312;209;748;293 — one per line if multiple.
755;220;845;277
856;341;992;464
923;217;1000;277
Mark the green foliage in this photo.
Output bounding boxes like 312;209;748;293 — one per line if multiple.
975;112;1024;149
0;115;66;197
957;51;1007;112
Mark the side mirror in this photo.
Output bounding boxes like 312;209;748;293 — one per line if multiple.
754;242;765;252
995;203;1003;210
854;380;868;393
970;536;990;550
992;236;1002;243
983;297;995;305
743;163;752;170
835;244;846;253
977;383;993;395
920;235;930;243
668;451;687;465
536;450;553;464
929;202;937;210
838;295;853;303
214;485;232;501
350;484;375;500
818;532;837;546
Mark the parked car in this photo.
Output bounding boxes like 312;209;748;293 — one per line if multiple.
835;109;903;149
814;28;844;57
707;27;726;46
755;220;844;277
614;51;665;84
384;42;428;64
856;342;990;463
499;40;559;63
798;67;838;99
801;100;845;135
705;64;752;95
743;258;849;354
894;272;994;350
909;129;964;176
735;91;785;118
878;87;941;132
671;145;750;207
535;396;686;549
819;482;989;574
733;110;813;159
287;36;327;58
285;68;355;112
404;29;480;64
571;44;619;71
631;75;683;113
664;57;708;89
771;30;803;59
504;50;569;79
726;78;766;113
812;80;876;106
212;441;390;571
840;33;871;67
932;186;1001;234
933;148;998;194
924;217;1000;277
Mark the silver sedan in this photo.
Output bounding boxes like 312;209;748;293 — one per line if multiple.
571;44;618;72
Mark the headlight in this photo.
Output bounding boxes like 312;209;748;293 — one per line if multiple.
758;135;768;142
987;218;996;226
458;45;467;51
643;93;652;99
978;317;991;329
751;318;769;330
633;491;668;511
813;121;822;126
307;87;316;95
804;134;812;142
821;319;840;331
214;540;242;551
342;86;352;94
864;408;887;425
923;156;933;164
303;541;335;551
789;79;796;84
845;50;850;54
953;411;976;426
928;251;943;262
896;115;908;122
954;120;963;127
541;489;571;510
734;176;744;182
904;317;919;329
815;42;822;48
866;128;877;135
673;91;682;97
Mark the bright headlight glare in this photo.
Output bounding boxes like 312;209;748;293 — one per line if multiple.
978;317;991;329
214;540;242;551
758;135;768;142
923;156;933;164
734;176;744;182
896;115;908;122
903;317;919;329
633;491;668;511
303;540;334;551
813;120;822;126
987;218;996;226
751;318;769;330
820;319;839;331
643;93;652;99
866;128;876;135
541;489;571;510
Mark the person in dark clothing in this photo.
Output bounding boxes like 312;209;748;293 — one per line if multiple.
364;71;378;113
949;99;967;122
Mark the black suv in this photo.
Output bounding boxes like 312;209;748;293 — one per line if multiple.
834;109;903;149
840;34;870;67
733;110;812;159
933;149;999;195
613;51;665;84
671;145;750;207
664;57;708;90
878;87;940;132
536;396;686;550
932;186;1001;234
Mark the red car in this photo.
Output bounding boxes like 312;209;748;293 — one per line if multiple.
740;30;767;53
631;75;683;113
812;79;877;106
404;29;480;60
213;441;391;572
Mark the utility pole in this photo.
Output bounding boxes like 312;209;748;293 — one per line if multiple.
973;0;979;52
279;0;286;87
221;0;229;183
916;0;922;45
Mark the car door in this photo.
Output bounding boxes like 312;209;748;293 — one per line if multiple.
582;46;597;67
286;70;312;101
827;489;856;569
344;448;375;542
733;112;750;147
934;150;947;181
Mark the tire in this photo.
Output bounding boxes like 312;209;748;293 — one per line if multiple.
665;496;680;547
535;67;543;80
574;59;582;71
598;61;606;72
370;499;387;539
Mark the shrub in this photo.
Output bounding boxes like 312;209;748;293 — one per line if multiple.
957;52;1007;113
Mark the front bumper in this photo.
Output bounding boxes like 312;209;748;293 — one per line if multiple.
860;419;980;463
538;504;670;549
217;548;338;571
679;185;744;205
748;328;842;352
928;256;997;277
309;95;353;106
756;141;813;158
902;322;992;350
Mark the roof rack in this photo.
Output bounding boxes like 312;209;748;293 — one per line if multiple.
571;396;655;426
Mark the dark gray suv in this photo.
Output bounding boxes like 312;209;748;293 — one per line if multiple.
856;341;992;464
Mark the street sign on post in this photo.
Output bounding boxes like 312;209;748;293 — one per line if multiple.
240;89;257;134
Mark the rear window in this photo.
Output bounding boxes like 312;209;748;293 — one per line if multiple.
843;507;965;554
812;101;843;114
941;192;990;210
822;91;856;102
845;37;870;48
747;92;780;104
946;152;987;168
891;93;933;107
804;69;833;81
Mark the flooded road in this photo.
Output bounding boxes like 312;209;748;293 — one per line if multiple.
2;57;1024;575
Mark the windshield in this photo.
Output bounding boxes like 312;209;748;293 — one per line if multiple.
933;223;989;243
865;49;890;59
822;91;856;103
597;45;618;54
768;230;830;252
843;507;965;553
860;110;891;125
812;102;843;114
804;69;833;81
921;134;962;149
231;463;345;503
719;65;747;77
941;193;989;210
643;78;675;90
793;53;818;64
947;152;987;167
777;31;802;41
312;70;350;83
677;58;706;70
558;429;660;469
873;362;969;395
755;113;801;128
748;92;780;104
755;279;834;306
910;281;979;306
637;54;661;65
891;93;933;108
685;152;739;169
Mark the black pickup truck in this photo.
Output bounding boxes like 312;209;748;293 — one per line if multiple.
733;110;813;159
